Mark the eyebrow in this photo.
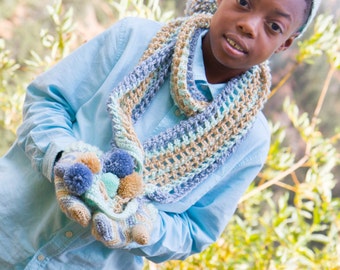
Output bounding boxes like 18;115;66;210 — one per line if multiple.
273;9;292;21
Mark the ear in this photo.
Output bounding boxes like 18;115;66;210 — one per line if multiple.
275;34;299;53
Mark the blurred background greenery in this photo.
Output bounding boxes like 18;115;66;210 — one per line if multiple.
1;0;340;269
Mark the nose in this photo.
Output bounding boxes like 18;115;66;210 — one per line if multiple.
237;15;260;38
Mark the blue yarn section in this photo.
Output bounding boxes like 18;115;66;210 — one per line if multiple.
131;41;176;123
54;163;66;178
64;163;93;196
108;40;176;105
102;149;134;178
186;29;209;102
93;214;114;242
132;58;172;122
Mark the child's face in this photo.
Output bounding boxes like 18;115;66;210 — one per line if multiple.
203;0;306;81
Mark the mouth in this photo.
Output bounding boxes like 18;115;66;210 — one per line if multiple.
225;36;248;55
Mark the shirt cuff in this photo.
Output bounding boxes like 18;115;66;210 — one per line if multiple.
42;138;77;182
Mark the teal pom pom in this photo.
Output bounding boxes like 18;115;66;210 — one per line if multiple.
102;149;134;178
64;163;93;196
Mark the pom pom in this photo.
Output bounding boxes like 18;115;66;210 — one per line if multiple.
102;149;134;178
64;163;93;196
77;152;101;174
117;172;143;199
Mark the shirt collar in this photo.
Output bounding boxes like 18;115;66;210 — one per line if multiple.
192;30;226;100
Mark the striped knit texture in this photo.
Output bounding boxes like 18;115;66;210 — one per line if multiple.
107;14;271;204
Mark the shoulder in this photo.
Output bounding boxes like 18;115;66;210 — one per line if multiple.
119;16;163;29
101;17;164;61
106;17;163;42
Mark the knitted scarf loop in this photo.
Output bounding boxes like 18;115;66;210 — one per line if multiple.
107;13;271;204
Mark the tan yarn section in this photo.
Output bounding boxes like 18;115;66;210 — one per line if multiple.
143;63;271;186
120;18;185;115
171;14;211;116
140;18;186;61
113;104;143;154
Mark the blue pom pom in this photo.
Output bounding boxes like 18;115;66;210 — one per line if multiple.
102;149;134;178
64;163;93;196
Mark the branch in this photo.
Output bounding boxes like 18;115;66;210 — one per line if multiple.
311;65;336;129
239;155;309;203
268;62;299;99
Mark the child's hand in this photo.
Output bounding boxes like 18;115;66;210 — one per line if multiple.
91;198;158;248
53;142;103;227
82;149;157;248
53;143;158;247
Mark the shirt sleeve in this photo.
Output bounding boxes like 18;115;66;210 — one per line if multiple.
128;114;271;263
15;19;129;181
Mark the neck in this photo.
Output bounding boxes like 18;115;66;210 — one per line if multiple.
202;32;246;84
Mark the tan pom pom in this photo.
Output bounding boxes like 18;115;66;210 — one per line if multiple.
117;172;143;199
131;224;149;245
78;152;101;173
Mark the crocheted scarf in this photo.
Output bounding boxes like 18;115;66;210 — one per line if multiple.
107;13;271;204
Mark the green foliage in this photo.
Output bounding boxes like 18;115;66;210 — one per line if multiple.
25;0;75;70
107;0;174;22
266;122;295;173
0;1;339;269
297;14;340;67
0;0;77;155
0;39;24;150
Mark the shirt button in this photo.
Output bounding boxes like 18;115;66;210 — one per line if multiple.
65;231;73;238
37;254;45;261
175;109;181;117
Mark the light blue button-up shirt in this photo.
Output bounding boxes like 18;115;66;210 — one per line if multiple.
0;17;270;269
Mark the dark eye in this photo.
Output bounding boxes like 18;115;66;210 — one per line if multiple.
269;22;282;33
237;0;250;8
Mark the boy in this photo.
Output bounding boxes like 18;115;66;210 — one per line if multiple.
0;0;320;269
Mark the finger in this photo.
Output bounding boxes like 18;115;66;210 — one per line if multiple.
55;175;91;227
59;196;91;227
131;203;157;244
131;224;150;245
92;212;129;248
